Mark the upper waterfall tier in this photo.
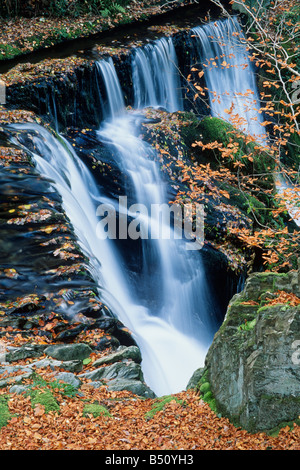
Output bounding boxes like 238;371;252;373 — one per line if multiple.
131;36;183;112
191;17;267;141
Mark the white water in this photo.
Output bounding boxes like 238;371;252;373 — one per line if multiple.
10;121;211;396
96;52;215;394
8;38;215;396
191;17;267;141
131;36;183;112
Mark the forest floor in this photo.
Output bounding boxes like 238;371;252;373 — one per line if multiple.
0;0;200;62
0;327;299;451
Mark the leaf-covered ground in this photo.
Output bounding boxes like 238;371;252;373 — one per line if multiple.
0;0;197;61
0;338;299;451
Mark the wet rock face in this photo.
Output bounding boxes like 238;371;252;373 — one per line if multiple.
4;26;211;132
6;62;103;131
200;269;300;433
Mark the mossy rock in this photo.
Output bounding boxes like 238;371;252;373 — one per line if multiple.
220;182;271;225
202;270;300;432
193;369;218;414
196;116;275;182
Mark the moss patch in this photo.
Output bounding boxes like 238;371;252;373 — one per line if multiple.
0;395;12;429
30;389;60;414
82;403;111;418
197;116;275;180
145;395;185;420
196;370;218;414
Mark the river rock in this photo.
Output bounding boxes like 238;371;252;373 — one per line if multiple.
194;270;300;433
5;344;47;363
28;358;83;373
77;359;155;397
44;343;92;361
0;365;33;388
79;361;143;382
92;346;142;368
106;378;155;398
52;371;82;389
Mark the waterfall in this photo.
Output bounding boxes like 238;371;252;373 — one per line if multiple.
191;17;266;140
10;120;212;396
191;18;300;224
7;41;216;396
95;55;216;394
95;58;125;120
131;36;183;112
7;19;277;397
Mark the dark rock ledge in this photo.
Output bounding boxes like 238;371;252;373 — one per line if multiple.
0;108;155;399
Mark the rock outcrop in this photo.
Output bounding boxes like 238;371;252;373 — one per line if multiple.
191;266;300;433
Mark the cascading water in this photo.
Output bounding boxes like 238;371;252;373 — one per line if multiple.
10;121;212;396
95;58;125;120
95;43;216;393
191;17;266;141
131;36;183;112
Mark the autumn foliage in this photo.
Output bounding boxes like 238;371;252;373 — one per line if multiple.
173;0;300;273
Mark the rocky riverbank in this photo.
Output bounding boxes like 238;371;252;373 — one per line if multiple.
192;267;300;433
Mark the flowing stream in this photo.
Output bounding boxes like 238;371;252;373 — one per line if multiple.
7;18;281;396
191;16;266;140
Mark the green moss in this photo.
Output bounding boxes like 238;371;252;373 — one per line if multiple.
145;395;184;420
267;418;300;437
197;116;275;180
28;372;77;398
199;382;210;394
0;0;132;18
198;116;233;147
257;303;290;315
82;403;111;418
238;318;257;332
0;44;22;60
0;395;11;429
30;390;60;414
195;370;219;414
203;390;213;401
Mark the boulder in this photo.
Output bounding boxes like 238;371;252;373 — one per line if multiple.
5;344;46;363
79;361;143;382
92;346;142;368
193;269;300;433
44;343;92;362
106;378;155;398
